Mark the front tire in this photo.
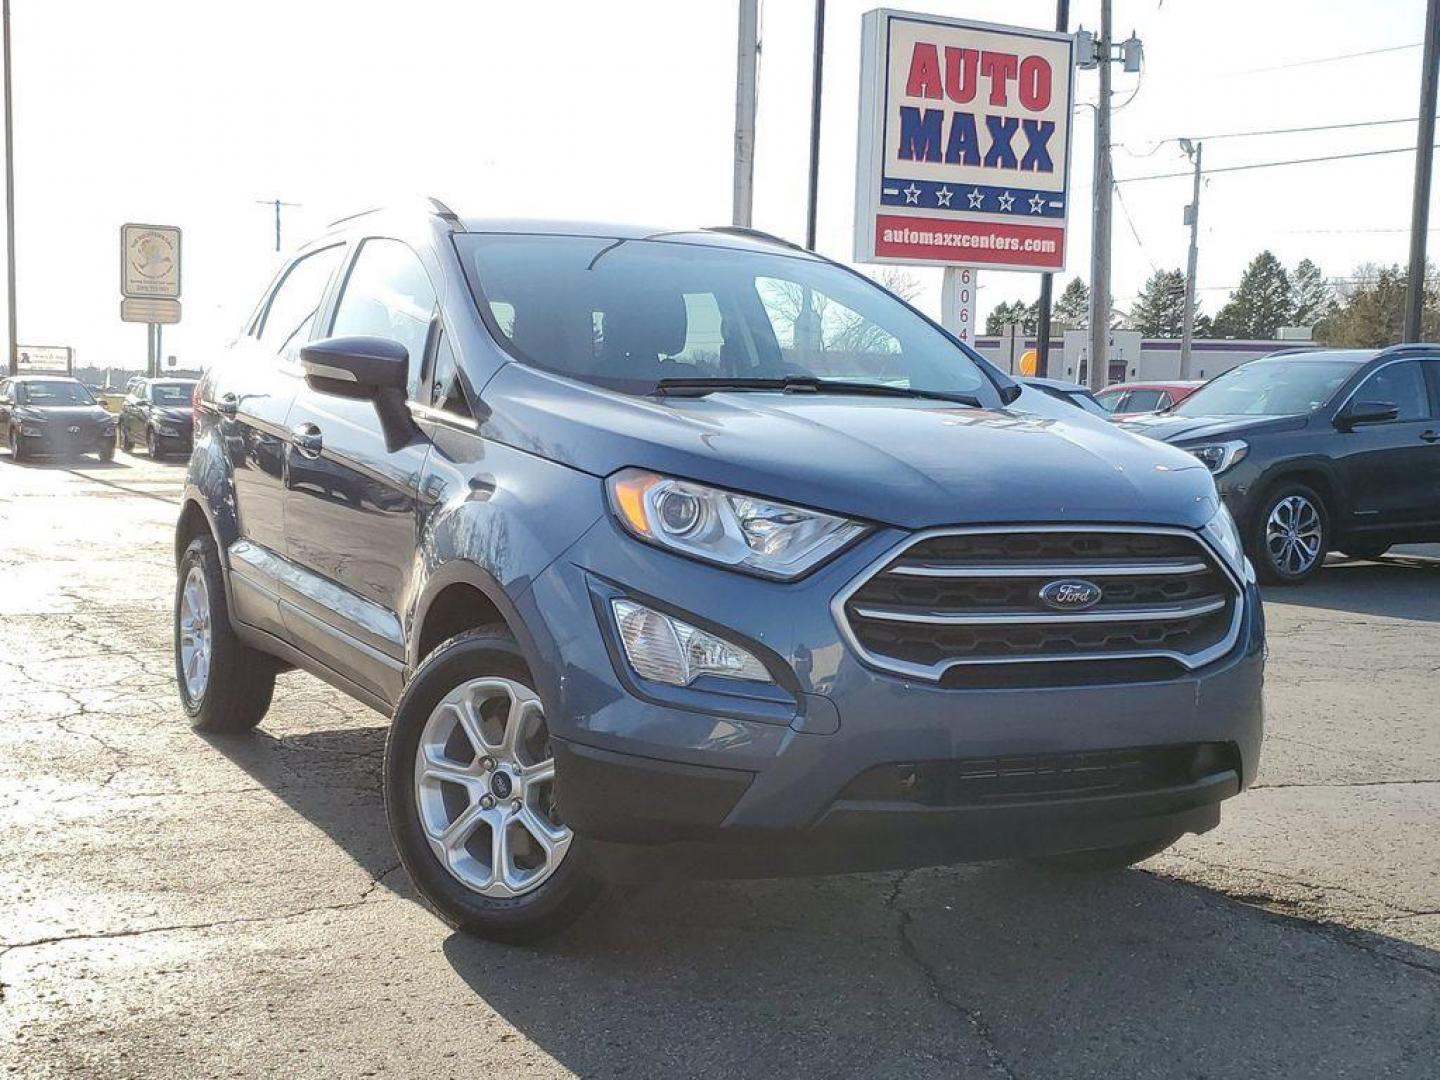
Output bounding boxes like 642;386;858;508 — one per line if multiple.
9;426;27;463
1253;482;1329;585
174;533;276;732
384;628;600;943
1031;833;1181;873
147;428;160;458
97;443;114;462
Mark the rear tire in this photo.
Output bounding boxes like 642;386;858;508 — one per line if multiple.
147;428;160;458
97;443;114;462
384;628;601;943
1030;833;1180;873
1252;482;1329;585
174;533;276;732
9;426;27;463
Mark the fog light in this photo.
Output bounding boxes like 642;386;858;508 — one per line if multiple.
611;599;771;686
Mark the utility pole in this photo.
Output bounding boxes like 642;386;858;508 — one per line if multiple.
1179;139;1203;377
732;0;759;228
3;0;16;376
804;0;825;250
255;198;300;253
1086;0;1113;392
1404;0;1440;341
1033;0;1070;377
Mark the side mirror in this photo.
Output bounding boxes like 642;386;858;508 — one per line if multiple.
300;335;418;451
1335;399;1399;430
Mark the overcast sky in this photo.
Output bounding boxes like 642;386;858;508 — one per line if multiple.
0;0;1435;371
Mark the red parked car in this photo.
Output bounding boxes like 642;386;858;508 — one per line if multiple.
1096;380;1205;418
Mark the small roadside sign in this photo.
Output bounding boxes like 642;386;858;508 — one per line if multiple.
121;223;182;298
121;297;182;325
16;345;72;374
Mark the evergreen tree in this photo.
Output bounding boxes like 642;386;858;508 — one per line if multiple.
1052;276;1090;328
1211;251;1293;338
1129;268;1193;337
984;299;1039;335
1289;258;1336;327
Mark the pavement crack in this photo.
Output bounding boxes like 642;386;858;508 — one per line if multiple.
1252;778;1440;790
886;872;1021;1080
0;896;395;962
360;862;402;901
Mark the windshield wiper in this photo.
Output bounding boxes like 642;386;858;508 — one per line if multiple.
652;376;982;408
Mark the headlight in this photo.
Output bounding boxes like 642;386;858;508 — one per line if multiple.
607;468;866;578
1186;440;1248;475
1202;503;1249;579
612;599;771;686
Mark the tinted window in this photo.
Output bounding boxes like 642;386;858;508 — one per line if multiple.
1094;388;1124;412
458;235;997;403
330;238;437;398
1173;358;1361;417
428;332;470;417
19;380;94;406
1122;389;1163;413
1353;360;1429;422
149;381;193;405
257;246;345;355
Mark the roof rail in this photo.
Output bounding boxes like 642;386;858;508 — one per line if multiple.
326;197;461;229
703;225;807;252
1375;342;1439;360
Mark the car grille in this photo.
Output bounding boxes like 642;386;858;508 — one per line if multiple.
836;527;1242;682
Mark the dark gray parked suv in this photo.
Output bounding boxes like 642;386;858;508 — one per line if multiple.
174;202;1265;941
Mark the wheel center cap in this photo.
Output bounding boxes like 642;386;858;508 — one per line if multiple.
490;770;514;799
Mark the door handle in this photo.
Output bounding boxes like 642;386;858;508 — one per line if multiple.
1421;430;1440;443
217;392;238;418
291;422;323;458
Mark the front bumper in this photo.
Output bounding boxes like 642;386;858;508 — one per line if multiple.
18;425;115;454
521;517;1266;871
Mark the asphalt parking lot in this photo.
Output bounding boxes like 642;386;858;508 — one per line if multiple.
1;451;1437;1079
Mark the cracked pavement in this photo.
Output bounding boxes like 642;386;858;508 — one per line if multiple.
2;452;1438;1078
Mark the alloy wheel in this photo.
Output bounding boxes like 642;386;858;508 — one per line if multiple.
1265;494;1323;576
413;677;571;898
178;565;212;701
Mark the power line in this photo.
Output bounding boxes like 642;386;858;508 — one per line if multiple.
1120;117;1416;156
1117;143;1437;184
1237;42;1420;74
1113;182;1159;272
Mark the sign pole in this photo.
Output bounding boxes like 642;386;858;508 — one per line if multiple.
732;0;759;228
1034;0;1070;378
1404;0;1440;341
941;266;977;344
804;0;826;250
3;0;17;376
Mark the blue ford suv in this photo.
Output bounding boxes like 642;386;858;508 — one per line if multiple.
174;202;1264;941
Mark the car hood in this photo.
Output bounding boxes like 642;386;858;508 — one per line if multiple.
1120;412;1307;444
483;367;1220;530
21;404;112;423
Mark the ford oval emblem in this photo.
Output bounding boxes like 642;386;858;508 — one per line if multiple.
1039;579;1103;611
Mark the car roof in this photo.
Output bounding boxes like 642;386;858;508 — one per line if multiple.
1252;348;1375;364
1024;376;1090;393
457;218;818;258
1103;380;1203;391
7;374;80;383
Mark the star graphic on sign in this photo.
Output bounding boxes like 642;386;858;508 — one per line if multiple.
997;191;1016;212
967;188;985;209
1028;193;1046;214
903;183;922;205
935;186;953;207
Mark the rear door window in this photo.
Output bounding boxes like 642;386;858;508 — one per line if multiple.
1122;389;1163;413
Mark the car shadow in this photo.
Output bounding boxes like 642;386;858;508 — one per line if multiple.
1264;548;1440;622
211;720;1440;1078
5;455;130;469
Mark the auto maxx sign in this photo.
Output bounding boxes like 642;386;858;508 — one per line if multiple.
854;10;1074;272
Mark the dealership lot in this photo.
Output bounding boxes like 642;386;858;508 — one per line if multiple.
1;453;1437;1079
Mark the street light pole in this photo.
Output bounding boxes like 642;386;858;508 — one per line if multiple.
1404;0;1440;341
732;0;759;228
255;198;299;253
1086;0;1113;392
804;0;825;250
3;0;17;376
1180;140;1203;378
1034;0;1070;378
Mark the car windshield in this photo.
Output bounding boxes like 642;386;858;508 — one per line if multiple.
149;382;193;404
19;380;94;406
1171;358;1361;417
457;234;998;405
